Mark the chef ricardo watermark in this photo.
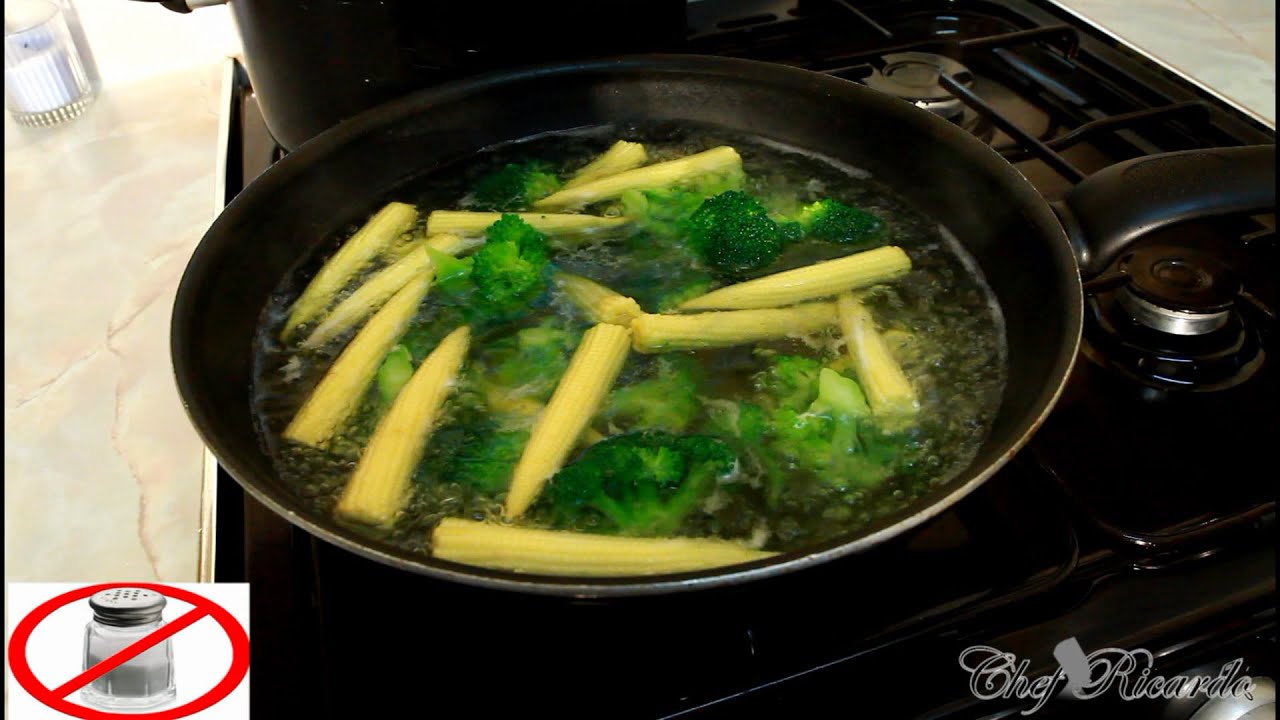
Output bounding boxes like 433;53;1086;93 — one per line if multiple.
959;637;1257;715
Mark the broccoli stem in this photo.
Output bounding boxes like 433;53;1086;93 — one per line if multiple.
425;210;629;241
532;146;743;211
629;303;838;353
375;344;415;406
431;518;777;576
678;245;912;311
562;140;648;190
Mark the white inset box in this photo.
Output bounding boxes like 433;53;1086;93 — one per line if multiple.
6;582;250;719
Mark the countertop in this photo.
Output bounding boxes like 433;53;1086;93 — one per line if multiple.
3;0;1274;584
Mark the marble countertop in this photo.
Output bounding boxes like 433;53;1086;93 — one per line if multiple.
3;1;1274;585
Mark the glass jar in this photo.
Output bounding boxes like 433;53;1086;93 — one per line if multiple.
3;0;99;127
81;588;177;710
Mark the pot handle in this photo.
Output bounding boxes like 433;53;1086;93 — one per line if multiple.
1051;144;1275;279
128;0;226;13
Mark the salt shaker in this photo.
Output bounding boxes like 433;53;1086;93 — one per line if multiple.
82;588;177;710
4;0;99;126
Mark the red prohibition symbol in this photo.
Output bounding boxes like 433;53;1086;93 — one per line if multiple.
7;582;250;720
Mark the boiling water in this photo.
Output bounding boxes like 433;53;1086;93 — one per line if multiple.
250;123;1008;555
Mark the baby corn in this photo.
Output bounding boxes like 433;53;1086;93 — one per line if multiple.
563;140;648;189
630;303;838;353
533;146;743;211
431;518;779;576
283;275;430;448
837;293;920;426
336;326;471;526
503;323;632;519
554;272;644;326
426;211;629;239
282;201;418;340
302;233;477;349
678;246;912;311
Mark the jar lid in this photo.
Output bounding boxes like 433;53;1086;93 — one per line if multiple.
88;588;166;627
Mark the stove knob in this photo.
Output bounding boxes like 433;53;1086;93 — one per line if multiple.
1189;676;1275;720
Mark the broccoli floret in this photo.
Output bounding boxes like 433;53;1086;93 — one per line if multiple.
753;353;824;412
809;366;872;419
620;187;709;243
445;423;530;494
770;410;899;489
619;170;744;243
685;190;787;274
739;354;905;494
483;211;549;249
737;402;769;443
705;399;768;444
785;199;886;247
766;367;901;490
471;161;562;211
537;431;736;536
415;388;525;494
476;317;577;412
599;356;704;433
467;214;552;322
424;245;473;283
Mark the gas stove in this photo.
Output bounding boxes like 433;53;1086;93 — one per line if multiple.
202;1;1276;718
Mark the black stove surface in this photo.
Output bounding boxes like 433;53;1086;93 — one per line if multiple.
211;1;1277;718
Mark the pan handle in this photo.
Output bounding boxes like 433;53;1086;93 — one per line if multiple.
1051;144;1275;279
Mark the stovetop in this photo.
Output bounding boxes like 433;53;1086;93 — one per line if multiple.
207;1;1276;718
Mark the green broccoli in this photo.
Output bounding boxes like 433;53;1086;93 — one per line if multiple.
445;423;529;494
719;354;907;499
465;214;553;322
763;367;902;490
375;345;414;408
753;353;824;412
618;169;743;243
475;317;577;413
536;431;737;536
704;399;768;445
702;354;826;502
599;356;704;433
423;246;474;292
781;199;886;248
413;389;525;494
401;305;468;364
471;160;562;211
685;190;787;274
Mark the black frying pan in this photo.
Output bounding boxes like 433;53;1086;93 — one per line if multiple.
170;55;1274;596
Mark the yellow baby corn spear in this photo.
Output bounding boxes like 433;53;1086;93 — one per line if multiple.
678;245;911;311
431;518;778;576
503;323;632;519
282;201;418;340
336;325;471;527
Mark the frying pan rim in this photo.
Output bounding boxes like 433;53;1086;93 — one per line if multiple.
171;52;1084;597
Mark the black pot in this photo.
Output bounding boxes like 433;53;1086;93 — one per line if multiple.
137;0;688;150
170;54;1274;597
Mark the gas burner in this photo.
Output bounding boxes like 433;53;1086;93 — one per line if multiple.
1114;246;1241;336
865;52;988;137
1082;245;1266;391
